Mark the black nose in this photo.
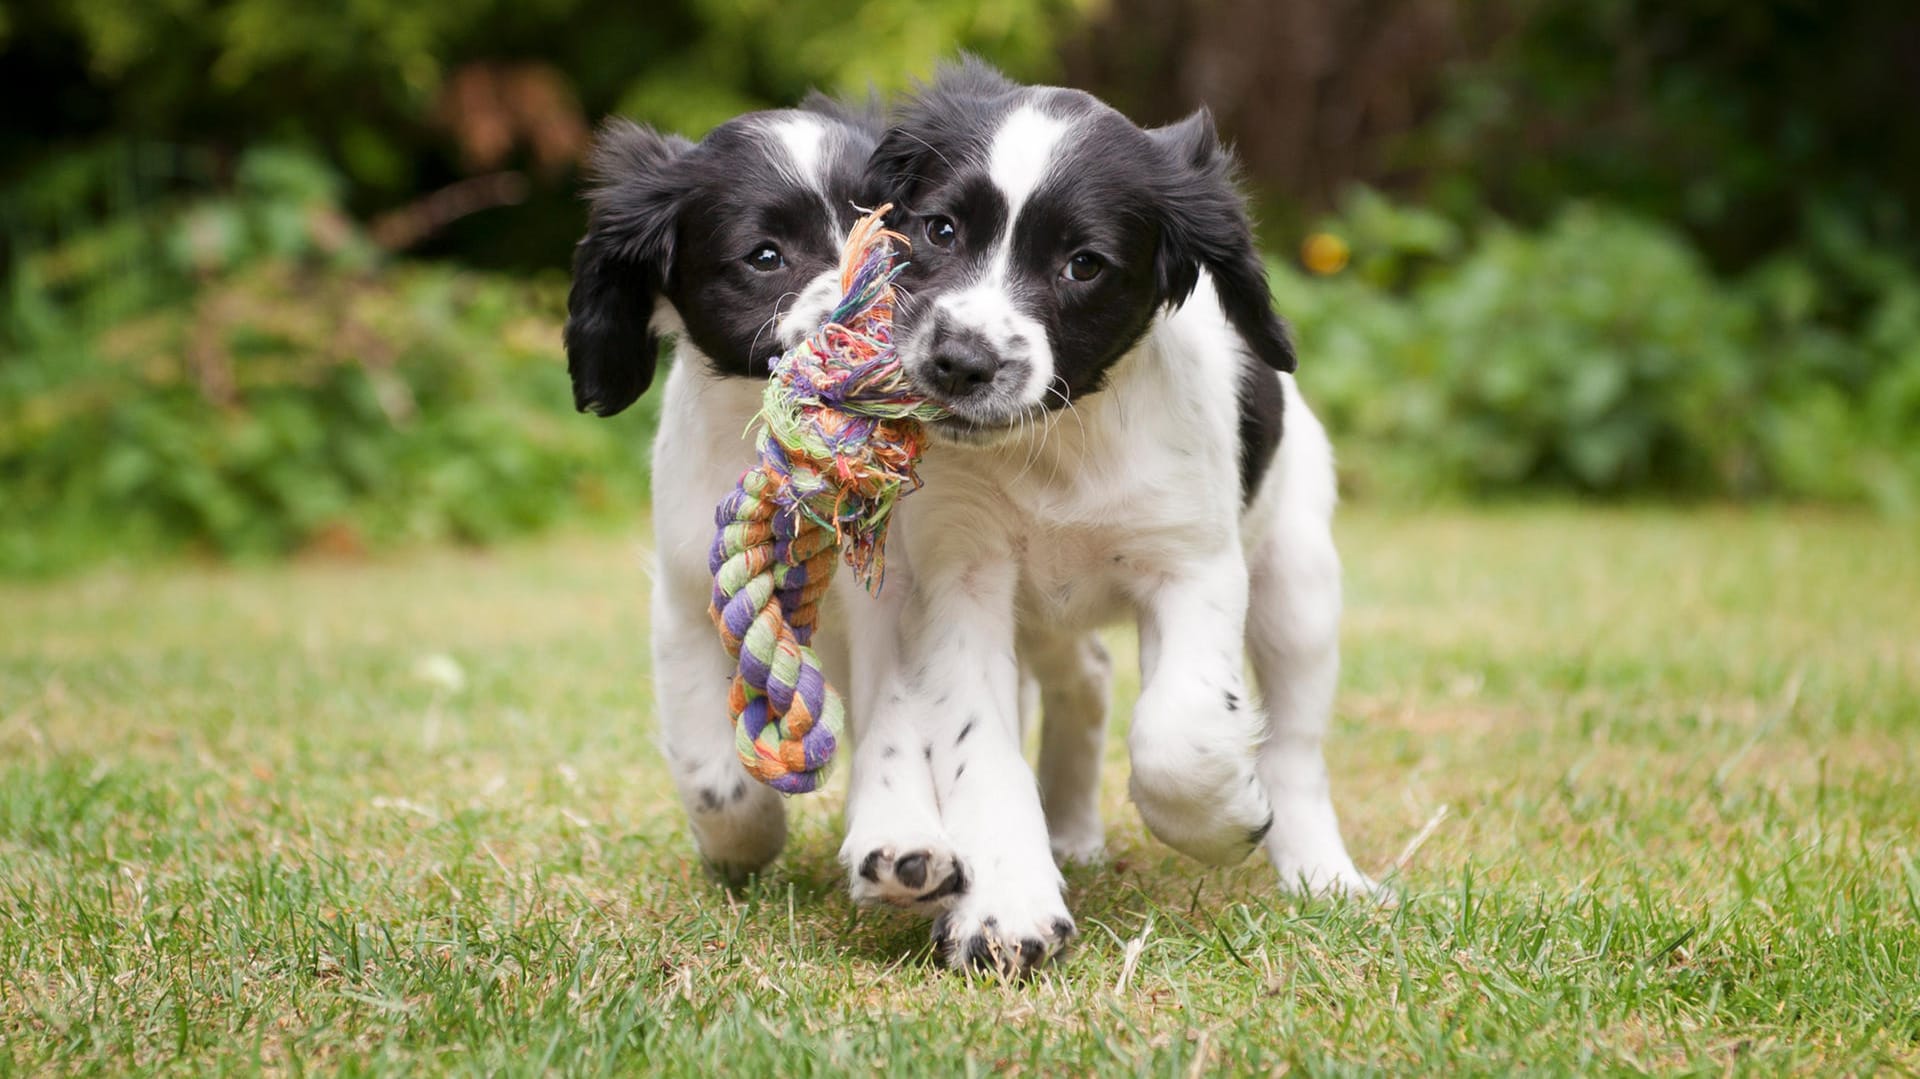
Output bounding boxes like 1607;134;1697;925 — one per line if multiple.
927;334;1000;397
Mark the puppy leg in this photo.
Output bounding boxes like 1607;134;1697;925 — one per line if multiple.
909;562;1074;975
838;567;968;911
1244;384;1374;897
1245;516;1375;897
1026;630;1113;865
643;362;792;883
1127;549;1274;866
652;564;787;884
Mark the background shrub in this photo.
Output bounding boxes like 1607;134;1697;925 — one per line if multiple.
0;148;647;575
1284;195;1920;510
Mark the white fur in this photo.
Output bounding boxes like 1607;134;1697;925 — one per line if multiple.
986;105;1070;222
768;116;826;191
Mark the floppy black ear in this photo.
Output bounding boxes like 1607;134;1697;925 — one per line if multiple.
1149;108;1297;372
860;124;928;228
563;120;692;417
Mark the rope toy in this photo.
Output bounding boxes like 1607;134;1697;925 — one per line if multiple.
707;205;944;794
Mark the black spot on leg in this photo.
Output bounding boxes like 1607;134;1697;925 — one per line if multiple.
881;745;898;759
859;850;883;882
954;763;967;782
1225;691;1240;713
882;775;893;790
955;718;975;745
934;691;949;706
697;788;721;812
730;779;747;802
1249;812;1275;847
923;743;933;763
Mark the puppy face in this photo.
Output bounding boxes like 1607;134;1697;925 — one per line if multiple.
864;61;1294;443
565;103;877;416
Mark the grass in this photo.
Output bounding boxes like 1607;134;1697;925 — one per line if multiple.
3;505;1918;1075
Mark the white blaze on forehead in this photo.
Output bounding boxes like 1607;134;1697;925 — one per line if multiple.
768;115;828;191
767;114;846;251
922;103;1073;410
987;104;1071;223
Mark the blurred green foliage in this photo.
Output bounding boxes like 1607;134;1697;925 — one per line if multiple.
1;147;649;576
1287;192;1920;512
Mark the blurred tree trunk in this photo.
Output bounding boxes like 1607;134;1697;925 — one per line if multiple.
1061;0;1484;213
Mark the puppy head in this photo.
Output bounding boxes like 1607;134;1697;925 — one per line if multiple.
863;59;1293;442
564;100;879;416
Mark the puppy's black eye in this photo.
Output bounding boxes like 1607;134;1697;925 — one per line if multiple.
924;215;956;249
745;245;785;272
1062;252;1105;283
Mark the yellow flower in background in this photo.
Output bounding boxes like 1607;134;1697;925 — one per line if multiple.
1302;232;1351;275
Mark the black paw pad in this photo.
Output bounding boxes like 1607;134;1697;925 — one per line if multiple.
894;852;928;889
924;860;969;901
858;850;883;883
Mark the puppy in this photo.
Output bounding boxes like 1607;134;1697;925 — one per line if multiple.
564;100;887;881
563;100;1116;899
850;61;1376;974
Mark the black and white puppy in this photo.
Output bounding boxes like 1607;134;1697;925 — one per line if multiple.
848;61;1376;974
564;101;890;880
563;100;1115;898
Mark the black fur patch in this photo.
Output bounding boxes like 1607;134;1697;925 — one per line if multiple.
1237;351;1285;503
1249;812;1275;847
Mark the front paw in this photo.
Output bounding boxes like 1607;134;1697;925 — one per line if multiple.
681;774;787;886
843;836;970;911
1128;689;1271;865
932;890;1076;978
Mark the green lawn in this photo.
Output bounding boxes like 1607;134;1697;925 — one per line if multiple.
3;507;1918;1074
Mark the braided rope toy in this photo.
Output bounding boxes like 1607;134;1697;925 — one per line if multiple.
707;206;944;794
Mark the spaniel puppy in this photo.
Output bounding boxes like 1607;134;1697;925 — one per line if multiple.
564;101;889;881
563;99;1114;894
847;60;1376;975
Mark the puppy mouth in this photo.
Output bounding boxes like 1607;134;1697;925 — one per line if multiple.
919;402;1048;447
927;414;1015;445
901;370;1028;438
